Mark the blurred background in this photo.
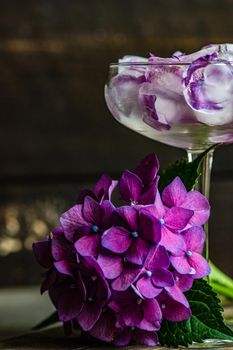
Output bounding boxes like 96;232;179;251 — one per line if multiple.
0;0;233;338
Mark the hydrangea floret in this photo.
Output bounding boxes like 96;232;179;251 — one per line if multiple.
33;153;210;346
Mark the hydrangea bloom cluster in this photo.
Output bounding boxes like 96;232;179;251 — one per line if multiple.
105;43;233;145
33;154;210;346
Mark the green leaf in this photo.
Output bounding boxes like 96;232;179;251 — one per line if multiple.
158;279;233;347
32;311;59;330
159;146;215;192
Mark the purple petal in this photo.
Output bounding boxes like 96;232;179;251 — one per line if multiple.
33;240;53;268
139;210;161;244
133;329;159;346
152;268;175;288
154;191;166;217
158;293;191;322
145;245;170;271
60;204;87;242
173;272;194;292
102;227;131;253
97;252;123;280
182;226;205;253
165;284;190;308
41;267;57;294
119;170;143;203
182;191;210;226
139;182;157;205
54;280;85;322
136;153;160;186
136;276;162;298
82;196;104;225
90;309;116;342
188;252;211;278
75;234;100;257
170;255;193;275
51;235;73;261
116;206;138;231
160;226;185;254
114;329;132;346
165;207;194;230
143;298;162;323
123;304;143;326
162;176;187;207
137;319;160;331
77;302;102;331
93;174;118;201
101;200;116;228
126;238;150;265
54;260;75;277
112;265;141;291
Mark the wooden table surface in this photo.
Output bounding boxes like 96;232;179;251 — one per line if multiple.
0;287;233;350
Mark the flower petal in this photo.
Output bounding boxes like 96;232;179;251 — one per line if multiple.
82;196;104;225
165;207;194;230
93;174;118;201
119;170;143;202
170;255;193;274
75;234;100;257
139;210;161;244
189;252;211;278
162;176;187;207
54;260;75;277
116;206;138;231
182;226;206;253
152;268;175;288
126;238;150;265
182;191;210;226
158;293;191;322
112;265;141;291
145;245;170;271
114;329;132;346
97;252;123;280
165;284;189;308
160;226;185;254
133;329;159;346
137;319;160;331
123;304;143;326
60;204;87;241
102;227;131;253
136;153;159;186
143;298;162;323
173;272;194;292
136;276;162;298
90;309;116;342
139;182;158;205
33;240;53;268
77;302;102;331
51;235;73;261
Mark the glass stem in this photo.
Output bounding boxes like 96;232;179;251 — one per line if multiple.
186;149;214;261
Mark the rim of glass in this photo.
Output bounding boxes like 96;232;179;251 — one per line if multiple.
110;61;233;67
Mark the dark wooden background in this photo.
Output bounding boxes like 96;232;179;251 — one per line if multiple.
0;0;233;285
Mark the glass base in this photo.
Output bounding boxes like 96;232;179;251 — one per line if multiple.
189;339;233;348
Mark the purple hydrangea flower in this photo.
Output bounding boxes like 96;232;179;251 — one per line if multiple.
119;153;159;205
136;245;174;298
33;153;211;346
102;206;161;265
77;174;118;204
144;192;193;253
170;226;211;278
61;196;115;256
162;176;210;226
